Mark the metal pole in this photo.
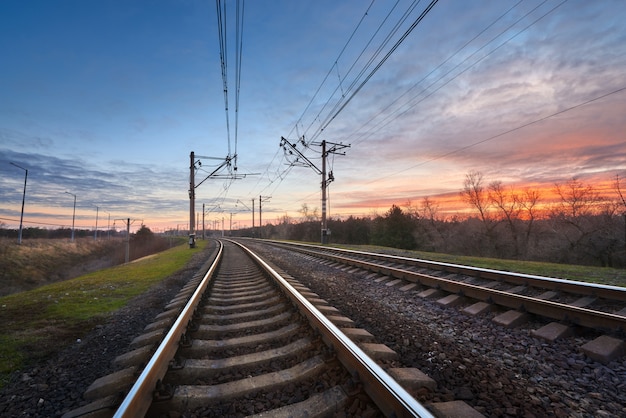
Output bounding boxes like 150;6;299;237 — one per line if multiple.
189;151;196;248
125;218;130;263
94;206;99;240
252;198;255;235
259;195;262;239
65;191;76;242
10;162;27;244
321;140;328;244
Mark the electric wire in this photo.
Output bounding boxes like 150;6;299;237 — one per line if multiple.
287;0;378;141
343;0;525;146
216;0;231;159
244;0;611;220
347;0;564;149
310;0;439;144
365;86;626;185
254;0;440;207
300;0;405;144
234;0;245;170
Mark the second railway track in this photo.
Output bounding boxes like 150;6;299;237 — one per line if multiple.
262;240;626;337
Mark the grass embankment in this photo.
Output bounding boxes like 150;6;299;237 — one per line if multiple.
0;238;123;296
334;244;626;288
0;239;207;388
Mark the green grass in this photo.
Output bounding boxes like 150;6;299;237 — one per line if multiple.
333;244;626;288
0;239;207;388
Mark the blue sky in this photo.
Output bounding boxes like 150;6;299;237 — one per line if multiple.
1;0;625;232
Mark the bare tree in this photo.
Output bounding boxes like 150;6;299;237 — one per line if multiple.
613;174;626;256
299;203;320;222
551;178;614;265
516;188;541;257
420;197;440;222
488;181;521;256
419;196;450;252
554;178;602;218
460;170;500;255
461;170;490;222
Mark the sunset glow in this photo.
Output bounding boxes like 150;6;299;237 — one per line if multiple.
1;1;625;233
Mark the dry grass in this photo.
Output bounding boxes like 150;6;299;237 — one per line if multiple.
0;238;202;387
0;238;124;296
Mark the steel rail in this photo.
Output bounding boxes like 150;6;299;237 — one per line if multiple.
265;240;626;301
264;240;626;332
231;239;434;418
113;241;224;418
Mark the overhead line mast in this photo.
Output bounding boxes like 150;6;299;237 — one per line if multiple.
280;137;349;244
189;151;246;248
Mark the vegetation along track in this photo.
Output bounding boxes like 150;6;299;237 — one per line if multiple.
263;240;626;359
64;239;454;418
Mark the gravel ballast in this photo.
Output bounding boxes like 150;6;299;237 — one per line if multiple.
247;242;626;418
0;244;212;418
2;241;625;417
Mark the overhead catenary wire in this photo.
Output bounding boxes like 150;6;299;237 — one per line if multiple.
287;0;378;141
305;0;440;146
215;0;245;172
298;0;424;145
215;0;231;159
253;0;441;204
365;85;626;186
234;0;245;170
247;0;608;219
201;0;246;211
346;0;564;149
343;0;525;146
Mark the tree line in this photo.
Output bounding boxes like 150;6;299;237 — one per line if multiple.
236;173;626;268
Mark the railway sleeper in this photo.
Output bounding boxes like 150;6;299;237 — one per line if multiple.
147;355;332;413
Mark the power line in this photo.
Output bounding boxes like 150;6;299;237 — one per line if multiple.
251;1;440;205
307;0;440;145
366;86;626;185
344;0;525;146
288;0;378;141
215;0;231;158
347;0;566;149
234;0;245;170
215;0;245;171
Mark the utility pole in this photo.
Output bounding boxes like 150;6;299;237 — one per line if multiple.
94;206;99;240
10;162;27;245
115;218;133;263
65;191;77;242
321;140;328;244
259;195;271;238
188;151;246;246
125;218;130;263
280;137;349;244
189;151;196;248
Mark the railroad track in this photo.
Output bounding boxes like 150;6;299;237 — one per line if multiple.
64;239;471;418
259;240;626;363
